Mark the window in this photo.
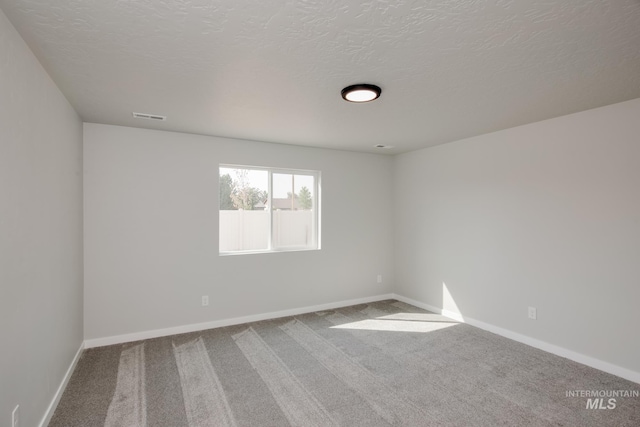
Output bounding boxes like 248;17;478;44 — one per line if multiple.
219;165;320;254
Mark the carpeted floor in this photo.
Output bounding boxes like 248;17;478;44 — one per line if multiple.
50;300;640;426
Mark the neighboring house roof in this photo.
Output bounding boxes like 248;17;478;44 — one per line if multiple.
272;198;300;210
255;198;301;210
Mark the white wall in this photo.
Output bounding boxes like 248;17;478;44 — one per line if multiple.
0;8;83;427
83;124;394;340
394;98;640;375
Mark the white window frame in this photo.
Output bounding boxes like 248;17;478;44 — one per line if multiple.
219;164;321;255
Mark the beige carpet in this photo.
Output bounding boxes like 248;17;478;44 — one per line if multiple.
50;300;640;426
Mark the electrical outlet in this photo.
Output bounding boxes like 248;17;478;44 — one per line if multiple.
12;405;19;427
377;275;382;283
202;295;209;306
528;307;537;320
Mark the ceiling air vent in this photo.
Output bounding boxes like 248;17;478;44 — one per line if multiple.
132;112;167;121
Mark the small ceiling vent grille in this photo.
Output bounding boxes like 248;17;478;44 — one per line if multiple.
132;112;166;121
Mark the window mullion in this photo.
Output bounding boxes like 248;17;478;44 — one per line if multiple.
268;170;273;250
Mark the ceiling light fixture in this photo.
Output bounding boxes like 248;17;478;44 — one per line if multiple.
341;84;381;103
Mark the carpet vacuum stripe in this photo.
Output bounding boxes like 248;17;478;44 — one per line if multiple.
104;343;147;427
233;326;337;427
173;337;237;427
280;318;433;426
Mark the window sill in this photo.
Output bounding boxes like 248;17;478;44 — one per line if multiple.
219;247;320;256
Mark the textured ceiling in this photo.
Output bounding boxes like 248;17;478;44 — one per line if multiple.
1;0;639;154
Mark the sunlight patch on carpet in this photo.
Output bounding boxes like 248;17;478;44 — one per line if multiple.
331;316;458;333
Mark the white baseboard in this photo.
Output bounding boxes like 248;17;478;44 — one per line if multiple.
392;293;640;385
39;342;84;427
82;291;639;382
84;293;396;349
42;293;638;427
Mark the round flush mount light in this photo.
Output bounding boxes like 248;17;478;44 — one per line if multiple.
341;84;382;103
